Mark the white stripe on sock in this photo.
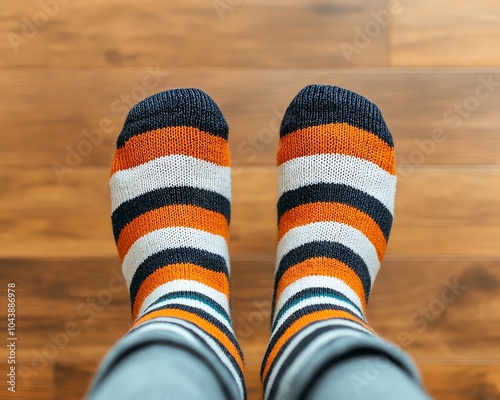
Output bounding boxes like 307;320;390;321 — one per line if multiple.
276;221;380;280
273;276;364;325
122;226;229;288
137;279;230;319
278;153;396;214
111;154;231;212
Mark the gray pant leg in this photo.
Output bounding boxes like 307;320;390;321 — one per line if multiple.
305;354;432;400
273;335;432;400
88;344;228;400
86;327;240;400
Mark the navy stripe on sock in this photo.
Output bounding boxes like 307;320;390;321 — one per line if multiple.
277;183;392;241
272;287;365;331
112;186;231;242
279;85;393;147
144;291;232;324
129;248;229;308
117;89;228;148
273;241;372;311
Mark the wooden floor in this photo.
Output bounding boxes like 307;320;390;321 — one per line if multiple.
1;1;500;399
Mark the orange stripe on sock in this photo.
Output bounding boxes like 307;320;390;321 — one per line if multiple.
262;309;374;379
277;123;395;174
132;308;244;371
132;263;229;320
117;205;229;260
112;126;230;175
279;202;386;261
275;257;367;312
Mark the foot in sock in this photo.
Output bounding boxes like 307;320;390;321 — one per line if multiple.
110;89;245;399
262;85;399;399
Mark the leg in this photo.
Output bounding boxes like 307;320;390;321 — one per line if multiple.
87;89;245;400
262;85;432;399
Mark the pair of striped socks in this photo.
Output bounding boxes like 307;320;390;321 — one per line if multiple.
107;85;419;399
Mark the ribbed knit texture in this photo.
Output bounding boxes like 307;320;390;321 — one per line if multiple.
261;85;397;399
110;89;245;400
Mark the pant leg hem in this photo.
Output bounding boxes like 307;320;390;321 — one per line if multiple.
86;326;241;400
276;335;424;400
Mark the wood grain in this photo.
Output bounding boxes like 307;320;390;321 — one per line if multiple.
390;0;500;66
0;0;387;67
2;69;500;166
1;166;499;258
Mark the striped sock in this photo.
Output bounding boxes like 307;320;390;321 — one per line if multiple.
262;85;399;399
110;89;245;399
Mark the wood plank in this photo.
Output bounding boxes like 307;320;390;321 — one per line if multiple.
0;258;129;365
370;259;500;361
54;363;95;400
389;167;500;256
421;365;500;400
390;0;500;66
1;166;499;258
245;362;264;400
1;258;499;363
0;167;114;258
0;0;386;67
2;69;500;167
